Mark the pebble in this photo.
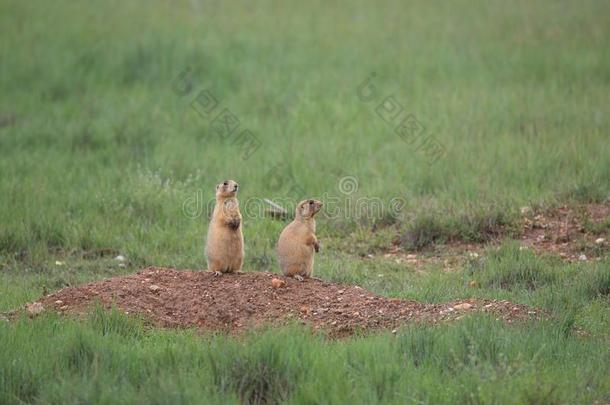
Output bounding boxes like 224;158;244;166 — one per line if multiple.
271;278;285;289
453;303;473;310
579;254;587;261
595;238;605;244
26;302;44;315
114;255;126;262
149;285;161;292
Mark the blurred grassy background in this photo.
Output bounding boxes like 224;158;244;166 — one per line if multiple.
1;0;609;269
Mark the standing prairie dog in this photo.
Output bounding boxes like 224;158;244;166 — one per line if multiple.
276;199;323;281
205;180;244;275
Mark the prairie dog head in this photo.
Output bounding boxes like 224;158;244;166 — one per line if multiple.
295;199;323;220
215;179;239;199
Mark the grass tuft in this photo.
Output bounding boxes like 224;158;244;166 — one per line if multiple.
89;304;144;339
401;207;519;250
471;242;557;290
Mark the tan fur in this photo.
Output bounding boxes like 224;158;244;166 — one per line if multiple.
205;180;244;275
276;199;323;280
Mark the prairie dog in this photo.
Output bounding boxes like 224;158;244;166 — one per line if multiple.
276;199;323;280
205;180;244;275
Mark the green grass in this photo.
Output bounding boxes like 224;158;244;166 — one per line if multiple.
400;206;519;250
1;0;610;267
1;0;609;403
1;310;609;405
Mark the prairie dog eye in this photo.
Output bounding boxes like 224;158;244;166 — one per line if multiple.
309;200;314;205
223;181;228;186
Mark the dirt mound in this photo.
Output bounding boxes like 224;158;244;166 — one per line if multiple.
37;268;541;337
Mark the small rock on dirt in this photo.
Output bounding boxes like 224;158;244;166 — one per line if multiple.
453;303;473;310
149;285;161;292
26;302;44;316
271;278;286;289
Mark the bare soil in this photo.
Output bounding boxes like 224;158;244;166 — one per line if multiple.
383;203;609;270
36;268;541;337
520;203;609;260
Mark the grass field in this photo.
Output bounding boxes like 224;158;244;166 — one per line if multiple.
1;0;609;403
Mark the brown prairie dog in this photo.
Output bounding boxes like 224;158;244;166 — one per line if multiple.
276;199;323;281
205;180;244;275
